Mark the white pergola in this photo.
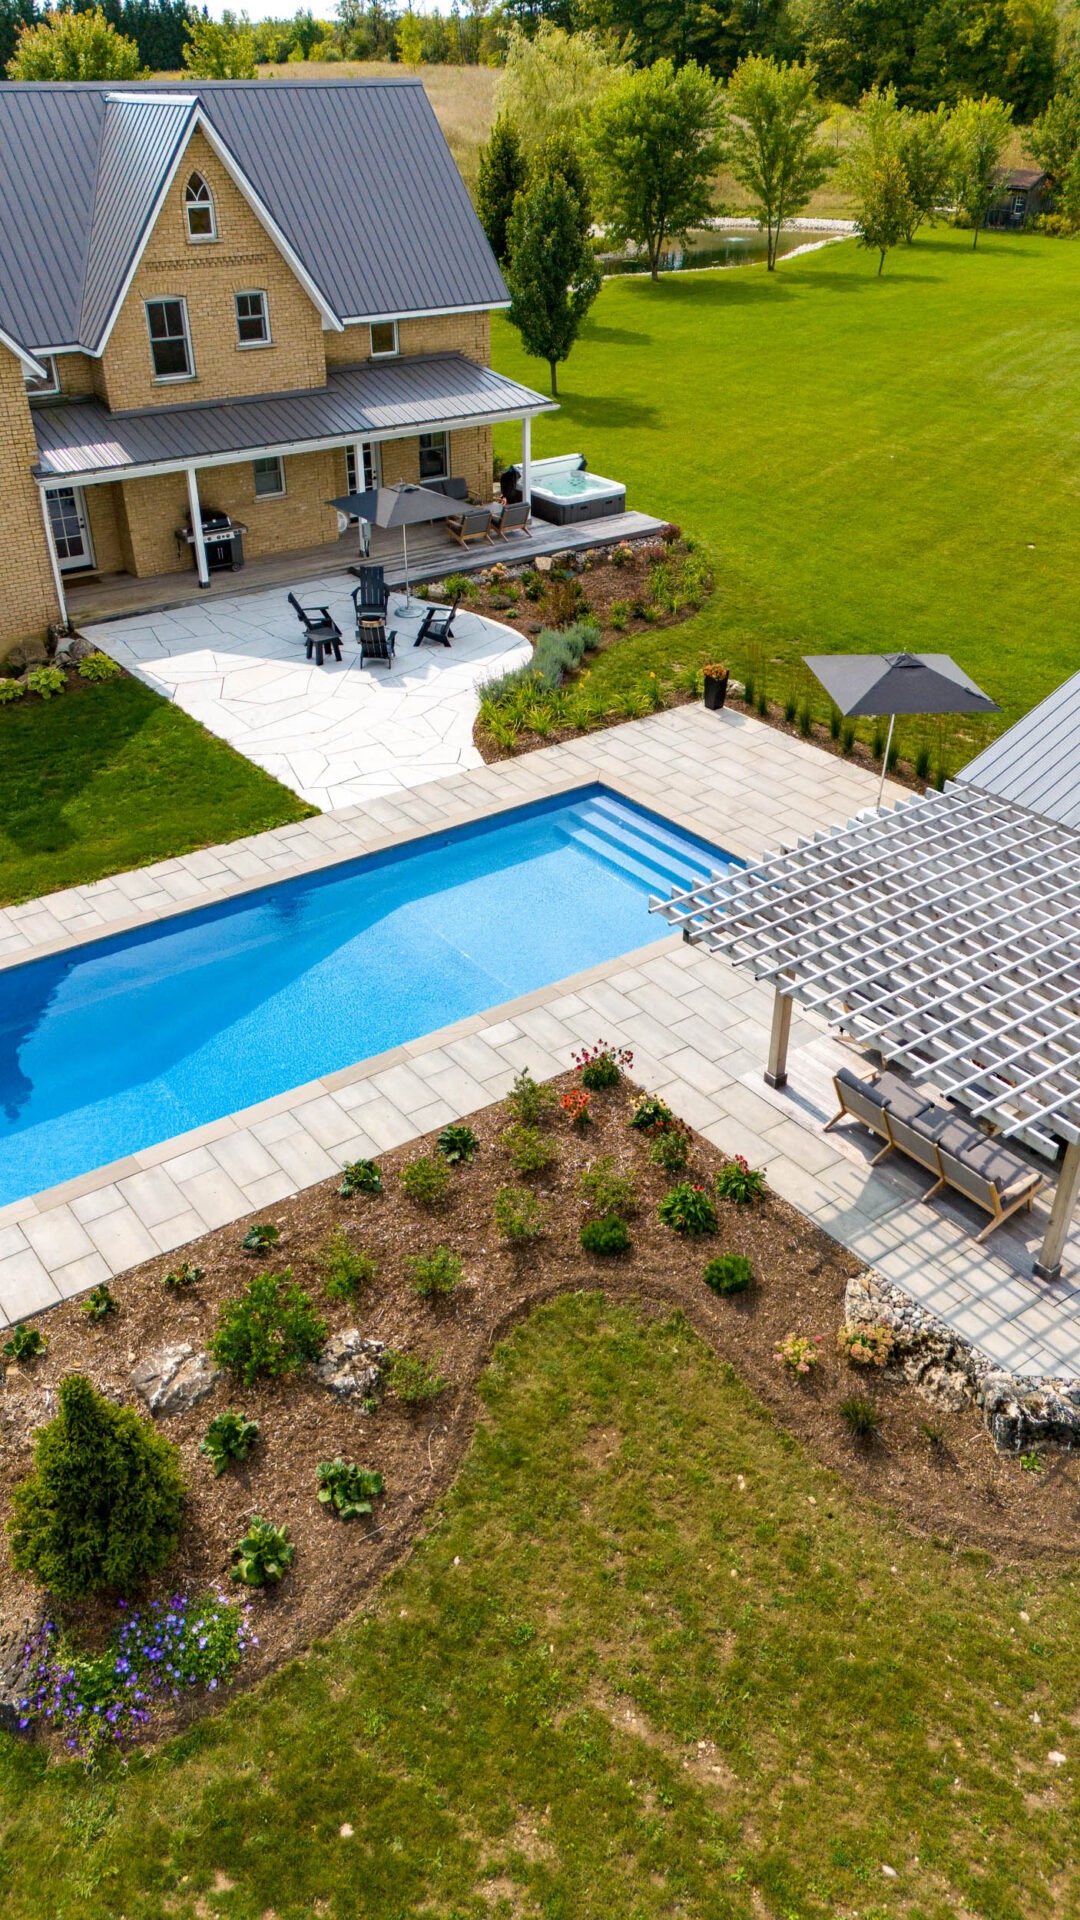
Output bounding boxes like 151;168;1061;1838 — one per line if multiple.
652;783;1080;1280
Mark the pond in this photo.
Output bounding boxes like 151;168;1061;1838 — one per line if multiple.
599;227;839;276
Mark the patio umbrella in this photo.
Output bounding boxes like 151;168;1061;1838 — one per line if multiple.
327;483;461;611
803;651;1000;804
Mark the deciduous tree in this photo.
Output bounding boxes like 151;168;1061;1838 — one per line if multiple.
182;9;257;78
853;152;913;270
948;93;1014;247
726;55;834;268
590;58;725;280
498;21;624;155
476;113;529;265
6;4;143;78
506;168;601;395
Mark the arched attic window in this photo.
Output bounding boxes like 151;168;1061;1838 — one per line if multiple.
184;172;216;241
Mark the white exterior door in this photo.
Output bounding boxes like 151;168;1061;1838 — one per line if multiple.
46;485;95;572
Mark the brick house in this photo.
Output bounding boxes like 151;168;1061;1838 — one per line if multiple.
0;78;553;657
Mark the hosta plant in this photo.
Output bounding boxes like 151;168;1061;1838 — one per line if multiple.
703;1253;753;1295
317;1228;377;1302
629;1093;675;1134
714;1156;767;1204
775;1333;824;1375
231;1516;294;1587
572;1041;633;1090
2;1324;47;1363
211;1270;326;1386
340;1157;382;1196
401;1153;451;1207
242;1221;281;1253
164;1261;203;1289
580;1214;631;1255
26;665;66;698
0;678;26;704
407;1245;464;1299
838;1323;895;1369
657;1182;717;1236
317;1459;384;1520
385;1349;448;1406
200;1410;260;1476
83;1283;118;1321
77;650;121;681
437;1123;479;1164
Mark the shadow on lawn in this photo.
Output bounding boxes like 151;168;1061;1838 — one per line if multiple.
0;680;159;858
556;391;660;432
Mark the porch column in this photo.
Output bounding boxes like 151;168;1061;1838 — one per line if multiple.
1034;1139;1080;1282
186;466;210;588
764;986;793;1090
352;442;370;554
37;484;68;629
521;415;532;503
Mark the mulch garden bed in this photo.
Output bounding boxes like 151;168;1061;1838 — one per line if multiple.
3;1068;1077;1748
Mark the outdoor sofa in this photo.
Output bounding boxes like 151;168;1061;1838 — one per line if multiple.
826;1066;1043;1241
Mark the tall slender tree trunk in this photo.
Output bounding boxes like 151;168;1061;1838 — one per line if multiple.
549;361;558;396
878;249;885;275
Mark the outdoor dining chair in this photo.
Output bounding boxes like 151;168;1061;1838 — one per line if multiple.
288;592;343;665
414;592;460;647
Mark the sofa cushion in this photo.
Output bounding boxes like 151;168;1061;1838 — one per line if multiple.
874;1071;935;1125
918;1112;1034;1193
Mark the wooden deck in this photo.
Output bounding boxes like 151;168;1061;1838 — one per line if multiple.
64;509;666;629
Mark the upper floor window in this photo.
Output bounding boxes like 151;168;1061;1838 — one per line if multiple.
23;353;59;397
235;290;270;347
146;297;194;381
370;320;399;358
185;172;216;242
253;455;286;498
418;430;448;481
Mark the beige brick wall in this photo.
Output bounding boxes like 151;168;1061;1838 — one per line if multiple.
115;449;341;578
99;127;326;413
84;483;126;576
55;352;98;398
324;310;491;370
0;346;61;656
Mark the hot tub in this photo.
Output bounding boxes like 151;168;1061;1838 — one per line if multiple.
529;454;626;525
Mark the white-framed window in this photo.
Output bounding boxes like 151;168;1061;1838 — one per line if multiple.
253;455;286;498
235;290;270;347
23;353;59;397
146;297;194;381
1012;193;1026;217
418;430;449;481
346;442;381;494
185;171;217;242
370;319;399;358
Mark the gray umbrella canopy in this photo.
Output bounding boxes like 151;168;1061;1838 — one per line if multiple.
327;483;462;608
803;651;999;718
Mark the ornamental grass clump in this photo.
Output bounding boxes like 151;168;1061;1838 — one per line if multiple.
580;1214;631;1256
573;1041;633;1090
9;1373;186;1598
658;1182;717;1236
242;1221;281;1253
494;1185;548;1242
774;1333;824;1375
385;1349;448;1406
502;1122;557;1175
579;1155;637;1219
340;1157;382;1196
407;1245;464;1300
200;1410;260;1476
437;1123;479;1164
316;1228;377;1303
316;1460;384;1520
840;1394;883;1440
838;1323;895;1369
3;1324;47;1363
703;1253;754;1295
715;1156;767;1204
211;1271;326;1387
401;1153;452;1208
231;1516;294;1587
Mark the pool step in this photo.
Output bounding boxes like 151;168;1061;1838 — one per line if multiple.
562;795;722;896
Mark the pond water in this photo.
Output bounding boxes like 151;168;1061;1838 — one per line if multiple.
600;227;837;276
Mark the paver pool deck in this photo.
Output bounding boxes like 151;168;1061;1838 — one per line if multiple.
2;704;1077;1378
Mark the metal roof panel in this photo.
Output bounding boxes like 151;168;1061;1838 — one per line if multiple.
958;668;1080;829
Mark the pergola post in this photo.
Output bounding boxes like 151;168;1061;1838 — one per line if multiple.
1034;1139;1080;1282
186;466;210;588
764;986;793;1089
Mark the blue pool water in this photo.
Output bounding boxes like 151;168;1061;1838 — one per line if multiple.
0;785;735;1205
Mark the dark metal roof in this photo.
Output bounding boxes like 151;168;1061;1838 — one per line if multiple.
957;667;1080;830
0;80;508;354
80;96;196;352
32;352;554;481
1004;168;1047;190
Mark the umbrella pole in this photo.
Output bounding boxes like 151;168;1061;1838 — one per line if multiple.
877;712;896;806
397;525;412;615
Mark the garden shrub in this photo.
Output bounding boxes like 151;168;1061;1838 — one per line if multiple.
211;1270;326;1386
9;1373;186;1599
609;599;630;630
480;618;598;704
83;1282;118;1321
502;1122;556;1174
437;1122;479;1164
840;1394;883;1439
579;1155;637;1219
714;1156;766;1204
494;1185;547;1242
401;1153;451;1207
580;1214;631;1256
774;1333;824;1374
407;1245;463;1299
0;678;26;704
164;1261;202;1289
340;1157;382;1196
385;1349;448;1405
26;665;65;698
629;1093;675;1135
703;1253;753;1295
200;1410;260;1476
3;1324;47;1362
231;1516;294;1586
316;1228;377;1302
506;1068;557;1126
650;1123;690;1174
573;1041;633;1090
658;1182;717;1235
242;1221;281;1252
442;571;474;599
77;651;121;682
316;1459;384;1519
837;1323;895;1368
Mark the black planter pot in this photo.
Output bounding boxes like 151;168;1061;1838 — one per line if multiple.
703;671;729;711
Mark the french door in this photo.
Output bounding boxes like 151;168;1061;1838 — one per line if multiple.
45;485;95;572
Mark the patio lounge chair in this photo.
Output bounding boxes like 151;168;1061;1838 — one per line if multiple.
288;592;343;665
414;592;460;648
446;505;493;547
824;1066;932;1141
356;615;396;669
492;499;532;539
350;565;388;615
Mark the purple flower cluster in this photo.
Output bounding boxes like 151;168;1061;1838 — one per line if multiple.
16;1590;257;1761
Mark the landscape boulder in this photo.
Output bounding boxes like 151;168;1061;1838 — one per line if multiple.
131;1344;220;1418
316;1329;385;1405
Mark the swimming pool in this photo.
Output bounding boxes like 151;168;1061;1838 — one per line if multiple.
0;786;735;1205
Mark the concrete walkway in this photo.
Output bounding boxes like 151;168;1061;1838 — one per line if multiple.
1;706;1076;1376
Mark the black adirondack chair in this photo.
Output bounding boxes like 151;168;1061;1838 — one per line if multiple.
288;592;343;665
414;592;461;648
351;564;388;616
356;614;396;669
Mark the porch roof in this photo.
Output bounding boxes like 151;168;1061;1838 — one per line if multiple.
32;353;555;487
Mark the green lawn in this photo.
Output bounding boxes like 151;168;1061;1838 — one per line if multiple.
0;678;312;907
493;228;1080;767
1;1294;1074;1918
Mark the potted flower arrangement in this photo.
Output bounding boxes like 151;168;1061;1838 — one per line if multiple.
702;662;729;711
